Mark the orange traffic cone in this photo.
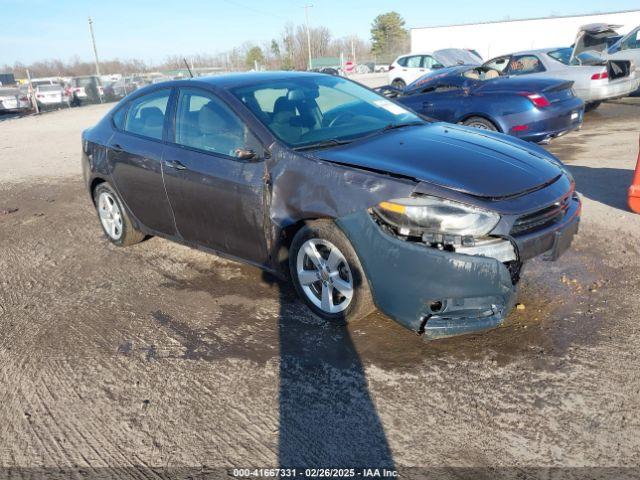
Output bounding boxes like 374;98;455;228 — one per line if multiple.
629;134;640;214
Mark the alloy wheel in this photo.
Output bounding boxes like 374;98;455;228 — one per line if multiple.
296;238;354;314
468;121;490;130
97;191;123;240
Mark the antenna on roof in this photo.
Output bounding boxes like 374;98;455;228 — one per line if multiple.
183;58;194;78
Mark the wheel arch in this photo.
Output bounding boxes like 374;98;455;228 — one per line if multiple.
89;176;108;204
275;218;334;275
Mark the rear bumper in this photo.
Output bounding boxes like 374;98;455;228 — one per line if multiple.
37;98;65;105
576;76;640;102
508;99;584;143
336;196;580;340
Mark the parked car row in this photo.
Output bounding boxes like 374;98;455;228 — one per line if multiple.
381;23;640;144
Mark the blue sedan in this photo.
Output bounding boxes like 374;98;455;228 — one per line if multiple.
384;65;585;144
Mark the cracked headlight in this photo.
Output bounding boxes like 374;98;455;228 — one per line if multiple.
373;196;500;237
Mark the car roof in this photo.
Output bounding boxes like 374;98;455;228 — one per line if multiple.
397;52;434;58
192;71;331;88
493;48;565;57
133;71;347;93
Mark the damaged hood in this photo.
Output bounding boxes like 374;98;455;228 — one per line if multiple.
433;49;483;66
315;123;563;199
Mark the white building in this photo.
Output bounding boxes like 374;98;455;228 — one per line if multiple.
411;9;640;60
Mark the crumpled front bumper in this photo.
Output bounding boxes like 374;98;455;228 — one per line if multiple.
336;211;517;339
336;196;580;340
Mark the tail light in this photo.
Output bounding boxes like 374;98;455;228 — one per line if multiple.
36;94;44;98
591;70;608;80
519;92;551;108
19;96;28;102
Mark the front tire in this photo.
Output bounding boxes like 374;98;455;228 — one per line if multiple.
93;182;145;247
289;220;375;324
391;79;406;89
462;116;498;131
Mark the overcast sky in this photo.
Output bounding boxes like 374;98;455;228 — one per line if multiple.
1;0;639;65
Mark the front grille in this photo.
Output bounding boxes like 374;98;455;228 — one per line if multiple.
511;195;570;235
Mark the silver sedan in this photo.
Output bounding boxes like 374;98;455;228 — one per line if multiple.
482;48;640;111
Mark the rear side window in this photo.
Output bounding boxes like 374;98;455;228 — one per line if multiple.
112;106;127;130
123;89;170;140
397;57;408;67
174;88;255;157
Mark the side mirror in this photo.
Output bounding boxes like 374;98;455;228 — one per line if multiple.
235;148;257;160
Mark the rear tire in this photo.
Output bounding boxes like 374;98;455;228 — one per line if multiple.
462;116;498;131
391;79;406;89
93;182;145;247
584;101;601;113
289;220;375;324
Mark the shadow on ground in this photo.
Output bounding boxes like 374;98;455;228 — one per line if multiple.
262;272;395;468
568;165;633;211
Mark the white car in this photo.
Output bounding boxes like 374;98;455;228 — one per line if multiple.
483;48;640;111
0;87;31;113
33;84;68;109
572;23;640;94
388;49;482;89
70;75;104;105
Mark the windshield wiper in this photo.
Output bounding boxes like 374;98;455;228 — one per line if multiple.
293;138;352;151
381;121;425;132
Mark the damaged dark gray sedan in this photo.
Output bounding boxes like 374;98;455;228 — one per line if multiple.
81;72;580;339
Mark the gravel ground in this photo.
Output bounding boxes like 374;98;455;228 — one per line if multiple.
0;97;639;478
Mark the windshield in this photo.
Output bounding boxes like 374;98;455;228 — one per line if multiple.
230;75;422;148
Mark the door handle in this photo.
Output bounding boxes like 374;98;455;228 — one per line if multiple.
111;143;124;153
164;160;187;170
422;101;433;109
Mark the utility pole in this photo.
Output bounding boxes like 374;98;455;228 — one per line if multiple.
88;16;101;77
304;4;313;70
351;37;356;65
26;69;39;114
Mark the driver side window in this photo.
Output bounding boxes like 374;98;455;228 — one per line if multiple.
174;88;257;157
484;56;510;73
421;55;444;69
507;55;545;75
405;56;422;68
